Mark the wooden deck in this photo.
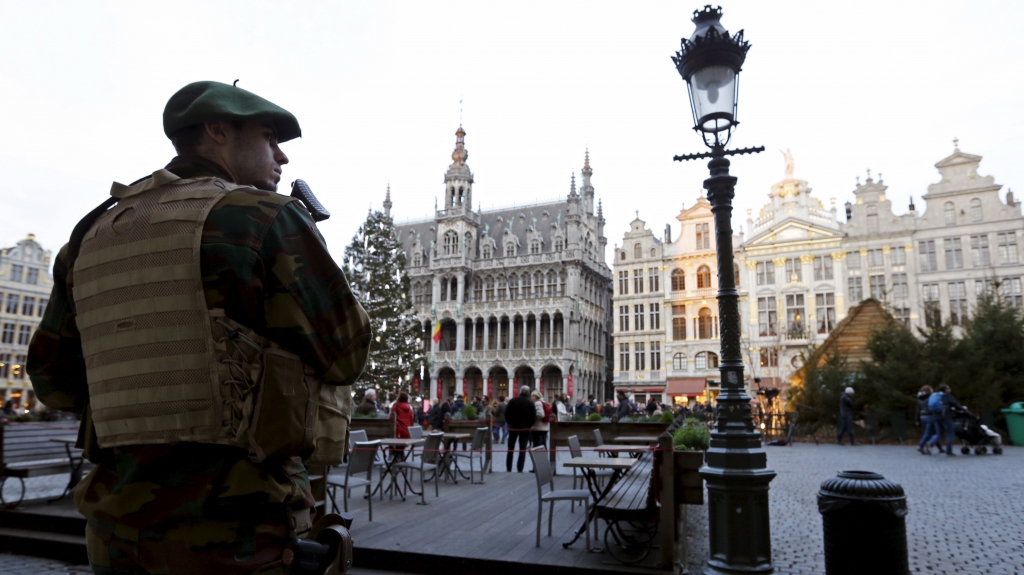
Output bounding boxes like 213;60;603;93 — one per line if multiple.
345;468;671;574
1;464;675;574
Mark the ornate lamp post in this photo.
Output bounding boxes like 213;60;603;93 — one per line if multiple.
672;6;775;574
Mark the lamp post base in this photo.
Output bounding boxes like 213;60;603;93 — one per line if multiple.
700;465;776;575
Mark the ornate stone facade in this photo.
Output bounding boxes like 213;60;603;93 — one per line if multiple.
614;143;1024;401
0;235;53;407
394;128;613;403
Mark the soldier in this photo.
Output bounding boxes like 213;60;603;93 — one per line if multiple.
27;81;371;575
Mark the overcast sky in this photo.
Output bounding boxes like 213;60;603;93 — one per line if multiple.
3;1;1022;267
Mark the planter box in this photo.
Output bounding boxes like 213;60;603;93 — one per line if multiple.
673;450;705;505
350;417;394;441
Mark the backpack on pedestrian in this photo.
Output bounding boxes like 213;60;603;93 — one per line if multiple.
542;401;555;423
927;391;945;415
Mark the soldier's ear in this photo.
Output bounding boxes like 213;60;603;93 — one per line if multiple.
203;121;232;146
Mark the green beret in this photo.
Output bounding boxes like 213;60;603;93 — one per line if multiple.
163;81;301;142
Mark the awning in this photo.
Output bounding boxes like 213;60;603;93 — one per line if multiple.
665;378;706;396
613;386;664;393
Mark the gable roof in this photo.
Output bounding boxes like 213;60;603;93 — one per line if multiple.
789;300;897;385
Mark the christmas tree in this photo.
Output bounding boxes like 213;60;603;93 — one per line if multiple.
343;207;426;400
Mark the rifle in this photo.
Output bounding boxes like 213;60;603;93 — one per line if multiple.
291;179;331;222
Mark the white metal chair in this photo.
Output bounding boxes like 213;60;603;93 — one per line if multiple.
408;425;424;462
393;432;443;504
529;446;590;548
450;427;489;484
326;440;378;521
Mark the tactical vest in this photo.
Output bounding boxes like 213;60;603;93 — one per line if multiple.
71;169;349;465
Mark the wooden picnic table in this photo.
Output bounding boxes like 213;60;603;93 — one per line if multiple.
562;457;637;550
612;435;660;444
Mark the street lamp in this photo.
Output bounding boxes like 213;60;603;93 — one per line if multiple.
672;6;776;575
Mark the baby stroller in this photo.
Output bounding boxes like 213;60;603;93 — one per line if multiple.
952;409;1003;455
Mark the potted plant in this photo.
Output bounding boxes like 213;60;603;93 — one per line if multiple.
672;418;708;505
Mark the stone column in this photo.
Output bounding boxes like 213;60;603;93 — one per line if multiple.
483;320;490;351
510;317;517;350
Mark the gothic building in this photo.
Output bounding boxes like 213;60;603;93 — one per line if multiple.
394;127;614;403
614;142;1024;405
0;234;53;408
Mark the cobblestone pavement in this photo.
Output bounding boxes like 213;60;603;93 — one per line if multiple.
685;443;1024;574
6;444;1023;574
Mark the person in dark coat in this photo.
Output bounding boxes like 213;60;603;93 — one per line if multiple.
932;384;965;456
836;387;856;445
916;385;938;454
615;391;633;421
504;386;537;472
646;398;657;417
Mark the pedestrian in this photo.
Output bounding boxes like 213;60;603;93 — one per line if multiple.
531;391;552;456
482;398;494;427
588;395;597;414
452;395;465;414
505;386;536;472
392;392;414;439
615;391;633;421
916;385;939;454
930;384;965;456
25;81;371;574
837;386;856;445
473;396;484;413
494;395;508;443
356;388;381;416
574;398;589;419
426;399;443;430
646;397;657;417
555;394;571;422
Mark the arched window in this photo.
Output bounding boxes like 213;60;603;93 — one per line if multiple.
412;252;422;267
671;269;685;291
734;263;740;287
443;230;458;255
698;307;714;339
944;202;956;226
650;247;656;257
866;204;878;234
672;353;688;370
530;240;541;254
554;236;564;251
504;242;515;257
482;243;492;259
697;265;712;289
464;232;473;253
970;198;982;222
695;351;719;370
620;251;626;261
497;275;508;300
559;270;567;296
484;276;495;300
450;277;458;301
546;270;557;296
473;278;483;301
440;278;449;301
634;243;642;259
508;273;519;299
534;272;544;297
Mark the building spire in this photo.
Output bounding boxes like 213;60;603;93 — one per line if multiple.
570;173;577;197
383;183;392;218
451;126;468;166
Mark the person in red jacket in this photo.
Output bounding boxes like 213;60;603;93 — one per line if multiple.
392;392;415;439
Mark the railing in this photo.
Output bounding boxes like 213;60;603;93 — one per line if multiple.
752;211;774;230
809;207;834;223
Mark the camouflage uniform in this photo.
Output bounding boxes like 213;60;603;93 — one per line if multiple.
27;157;371;574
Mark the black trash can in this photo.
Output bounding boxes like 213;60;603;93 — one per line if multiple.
818;470;908;575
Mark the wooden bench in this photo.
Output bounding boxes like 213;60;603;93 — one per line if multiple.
595;450;660;564
0;421;83;507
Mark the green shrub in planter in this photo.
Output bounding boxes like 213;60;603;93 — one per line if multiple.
352;411;382;419
587;412;603;422
673;420;710;451
462;405;478;420
659;410;675;424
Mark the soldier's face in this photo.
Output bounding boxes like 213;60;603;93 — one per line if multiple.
222;121;289;191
